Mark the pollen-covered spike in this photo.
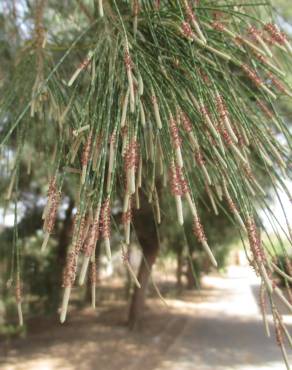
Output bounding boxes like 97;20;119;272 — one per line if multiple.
81;130;92;184
122;196;132;245
169;114;183;167
124;44;135;112
125;139;138;195
193;216;217;267
241;64;276;99
101;198;111;260
183;0;206;44
68;51;93;86
268;72;292;98
42;178;60;251
247;24;273;58
215;93;238;144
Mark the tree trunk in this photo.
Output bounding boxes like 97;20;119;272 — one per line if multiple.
186;258;196;290
128;192;159;330
176;248;183;289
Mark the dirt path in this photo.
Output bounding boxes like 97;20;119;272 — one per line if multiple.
1;266;291;370
154;266;292;370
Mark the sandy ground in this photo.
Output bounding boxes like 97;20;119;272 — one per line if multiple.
1;265;291;370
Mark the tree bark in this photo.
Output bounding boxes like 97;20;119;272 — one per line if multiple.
128;192;159;330
186;258;196;290
176;248;183;289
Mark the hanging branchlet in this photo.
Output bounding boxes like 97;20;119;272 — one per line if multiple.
193;216;206;244
222;181;246;232
121;89;130;128
81;130;92;184
169;161;184;225
176;165;189;196
121;244;140;288
217;118;247;164
246;216;265;264
124;43;135;112
274;318;290;369
274;301;292;350
256;99;274;120
183;0;206;44
153;186;161;224
98;0;104;17
60;211;89;323
122;196;132;245
181;21;195;41
215;93;238;143
42;177;61;251
200;104;220;141
241;64;276;99
169;114;183;167
125;139;139;195
264;23;292;54
211;20;231;34
180;112;199;151
205;183;218;215
253;51;285;77
107;131;117;192
15;274;23;326
101;197;111;261
68;50;93;87
211;20;266;56
90;259;97;308
243;164;265;196
132;0;139;36
31;0;46;117
267;72;292;97
195;146;212;186
60;251;77;323
75;214;88;254
192;217;217;267
79;206;101;286
247;25;273;57
151;88;162;129
259;282;270;337
62;251;77;289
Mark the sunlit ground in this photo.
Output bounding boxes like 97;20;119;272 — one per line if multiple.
1;258;291;370
156;263;292;370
